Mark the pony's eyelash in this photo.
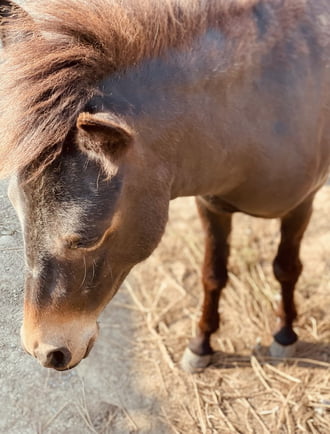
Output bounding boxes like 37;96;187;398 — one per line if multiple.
66;236;100;250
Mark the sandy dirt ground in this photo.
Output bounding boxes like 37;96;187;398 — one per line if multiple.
0;178;329;433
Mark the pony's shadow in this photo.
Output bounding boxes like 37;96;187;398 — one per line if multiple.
210;340;330;370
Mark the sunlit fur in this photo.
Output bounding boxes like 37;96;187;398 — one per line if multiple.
0;0;297;178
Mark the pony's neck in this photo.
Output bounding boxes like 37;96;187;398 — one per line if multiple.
100;25;254;198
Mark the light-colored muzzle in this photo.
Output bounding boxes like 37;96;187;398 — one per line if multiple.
21;306;99;370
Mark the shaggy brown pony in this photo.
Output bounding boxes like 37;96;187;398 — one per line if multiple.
0;0;329;372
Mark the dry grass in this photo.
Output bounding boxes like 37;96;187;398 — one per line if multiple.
119;186;330;433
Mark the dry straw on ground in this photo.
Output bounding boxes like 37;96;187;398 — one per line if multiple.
115;185;330;433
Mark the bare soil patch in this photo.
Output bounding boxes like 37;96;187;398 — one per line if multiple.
0;180;329;433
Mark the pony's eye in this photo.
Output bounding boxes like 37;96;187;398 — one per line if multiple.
66;237;82;250
65;235;100;250
69;242;79;250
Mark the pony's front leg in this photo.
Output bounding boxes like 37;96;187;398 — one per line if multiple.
271;196;314;358
181;197;232;373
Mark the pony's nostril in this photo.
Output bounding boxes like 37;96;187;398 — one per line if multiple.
46;347;72;369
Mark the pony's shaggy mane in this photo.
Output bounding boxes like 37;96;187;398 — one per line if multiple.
0;0;258;178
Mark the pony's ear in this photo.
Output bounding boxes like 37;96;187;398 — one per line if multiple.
76;112;133;162
0;1;34;46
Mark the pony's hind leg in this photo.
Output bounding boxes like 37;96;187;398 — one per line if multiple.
181;197;232;373
271;196;314;358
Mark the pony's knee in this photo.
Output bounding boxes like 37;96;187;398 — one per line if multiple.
202;267;228;291
273;256;302;284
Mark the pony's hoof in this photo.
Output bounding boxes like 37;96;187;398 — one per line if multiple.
270;340;297;358
180;347;212;373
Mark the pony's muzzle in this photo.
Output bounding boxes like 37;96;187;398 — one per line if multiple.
21;316;99;370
